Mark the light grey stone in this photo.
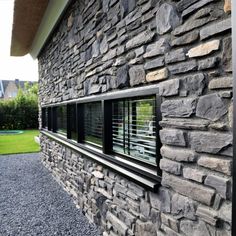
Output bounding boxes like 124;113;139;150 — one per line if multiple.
218;202;232;224
172;193;196;220
196;205;218;226
205;175;230;199
161;213;179;232
126;30;155;50
144;57;165;70
135;220;157;236
106;211;128;235
194;220;216;236
165;48;186;64
183;167;205;183
156;3;181;35
100;35;108;54
160;129;186;147
198;56;220;70
162;173;215;206
102;48;117;61
140;199;150;218
161;98;197;117
160;146;197;162
168;60;197;74
144;38;170;58
177;0;199;12
198;156;232;175
129;65;146;86
160;119;209;130
196;94;228;121
159;79;179;97
160;159;182;175
200;18;231;40
190;132;232;156
88;84;102;95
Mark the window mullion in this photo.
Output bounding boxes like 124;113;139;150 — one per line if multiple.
103;100;112;154
77;103;84;143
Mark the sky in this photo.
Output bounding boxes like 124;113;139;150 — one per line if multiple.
0;0;38;81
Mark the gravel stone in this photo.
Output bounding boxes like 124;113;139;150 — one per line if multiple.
0;153;100;236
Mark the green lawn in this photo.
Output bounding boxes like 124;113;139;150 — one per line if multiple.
0;130;40;155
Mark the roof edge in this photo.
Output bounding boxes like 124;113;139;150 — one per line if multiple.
30;0;72;59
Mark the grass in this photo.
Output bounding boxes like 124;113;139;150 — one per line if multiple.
0;130;40;155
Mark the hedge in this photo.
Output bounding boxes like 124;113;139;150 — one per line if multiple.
0;85;38;130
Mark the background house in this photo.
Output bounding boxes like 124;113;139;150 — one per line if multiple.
0;79;36;100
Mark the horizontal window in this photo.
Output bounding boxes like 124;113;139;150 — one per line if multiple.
41;86;162;186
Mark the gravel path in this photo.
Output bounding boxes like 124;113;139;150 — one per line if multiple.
0;153;100;236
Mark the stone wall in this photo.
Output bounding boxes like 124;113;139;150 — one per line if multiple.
38;0;233;235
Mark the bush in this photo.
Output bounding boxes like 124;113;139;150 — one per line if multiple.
0;83;38;130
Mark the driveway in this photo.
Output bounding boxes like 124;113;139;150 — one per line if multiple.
0;153;100;236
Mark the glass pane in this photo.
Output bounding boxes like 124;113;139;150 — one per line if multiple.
84;102;102;146
112;96;156;165
57;105;67;135
69;104;77;141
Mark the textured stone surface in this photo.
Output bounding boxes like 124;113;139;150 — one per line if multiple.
200;18;231;40
116;64;129;88
196;94;227;121
183;167;205;183
162;173;215;206
160;159;182;175
156;3;181;35
165;48;186;64
135;220;157;236
205;175;230;199
187;40;220;58
198;56;220;70
146;68;168;82
198;156;232;175
159;79;179;96
171;30;199;46
107;212;128;235
168;60;197;74
224;0;231;12
160;146;197;162
160;129;186;147
126;30;155;50
209;77;233;90
171;193;196;220
196;205;218;226
129;65;146;86
161;98;196;117
144;57;165;70
190;132;232;156
222;37;232;72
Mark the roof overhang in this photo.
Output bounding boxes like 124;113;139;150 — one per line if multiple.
11;0;72;59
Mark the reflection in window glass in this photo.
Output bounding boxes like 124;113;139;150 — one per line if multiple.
112;97;156;164
84;102;102;146
68;104;77;141
56;105;67;135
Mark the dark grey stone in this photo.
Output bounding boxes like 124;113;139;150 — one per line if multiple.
196;94;228;121
129;65;146;86
180;73;206;96
205;175;230;199
222;37;232;72
120;0;136;18
159;79;179;97
165;48;186;64
200;18;231;40
160;129;186;147
171;193;196;220
177;0;199;12
168;60;197;74
161;98;197;118
156;3;181;35
144;57;165;70
149;187;171;213
160;159;182;175
171;30;199;46
117;65;129;88
182;0;215;17
126;30;155;50
198;56;220;70
190;132;233;156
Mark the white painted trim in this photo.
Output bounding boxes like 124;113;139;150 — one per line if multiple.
30;0;72;59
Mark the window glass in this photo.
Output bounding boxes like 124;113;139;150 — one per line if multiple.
56;105;67;135
112;96;156;164
68;104;77;141
84;102;103;146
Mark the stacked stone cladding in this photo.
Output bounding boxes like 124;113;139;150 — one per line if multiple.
39;0;233;235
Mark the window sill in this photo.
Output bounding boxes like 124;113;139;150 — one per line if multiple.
40;130;161;191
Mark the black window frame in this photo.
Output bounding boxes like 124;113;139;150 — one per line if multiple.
41;85;162;189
